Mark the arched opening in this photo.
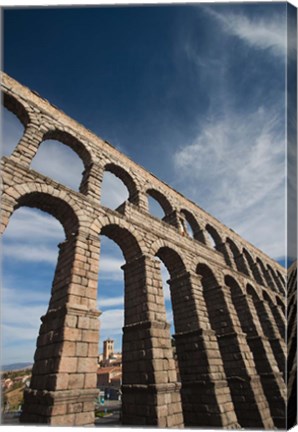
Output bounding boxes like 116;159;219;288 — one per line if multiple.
100;167;131;211
97;224;143;425
226;238;249;275
180;209;206;243
101;164;139;210
154;247;188;421
247;284;285;376
146;189;173;221
154;246;186;374
276;270;286;291
276;296;286;315
263;291;285;340
197;264;265;428
147;194;165;219
30;138;85;191
243;249;263;285
1;200;67;421
97;226;183;427
96;234;125;422
256;258;276;291
205;224;221;250
225;276;285;427
268;265;284;294
2;93;27;157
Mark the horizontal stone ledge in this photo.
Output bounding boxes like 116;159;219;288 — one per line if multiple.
123;320;170;332
24;387;99;405
41;303;101;323
122;382;181;394
246;334;270;342
217;331;248;339
180;379;230;388
173;328;215;339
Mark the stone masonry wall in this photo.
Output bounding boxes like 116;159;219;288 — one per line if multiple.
1;72;286;428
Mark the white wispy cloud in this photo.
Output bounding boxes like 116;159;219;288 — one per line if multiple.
2;207;64;264
30;139;85;191
204;7;286;58
4;243;59;264
98;296;124;308
100;309;124;331
98;256;124;281
3;207;64;242
1;107;24;157
1;284;49;363
173;106;285;259
101;171;129;210
2;285;50;305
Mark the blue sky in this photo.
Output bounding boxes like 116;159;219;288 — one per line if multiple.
1;3;290;364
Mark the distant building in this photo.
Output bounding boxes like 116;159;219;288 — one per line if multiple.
97;365;122;400
103;338;114;362
97;366;122;387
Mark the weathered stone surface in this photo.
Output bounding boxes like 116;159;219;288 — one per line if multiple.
1;72;286;428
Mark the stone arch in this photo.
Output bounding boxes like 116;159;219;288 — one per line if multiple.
103;162;141;206
155;245;187;279
276;296;285;313
146;188;173;216
247;283;260;301
196;263;219;287
226;277;286;427
226;238;249;275
149;238;189;269
267;265;284;294
256;258;276;291
41;129;93;169
96;220;183;427
205;223;222;249
2;183;82;238
225;274;245;297
3;91;31;127
263;290;285;339
179;209;206;243
243;249;264;285
92;214;147;258
1;185;96;422
197;265;269;428
276;270;286;288
247;284;285;376
100;223;143;262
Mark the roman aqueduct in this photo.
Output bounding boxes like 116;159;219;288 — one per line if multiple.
1;73;288;428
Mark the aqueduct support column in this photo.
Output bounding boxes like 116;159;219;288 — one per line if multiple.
250;295;286;378
20;232;101;426
269;302;286;340
216;242;236;269
228;288;286;427
169;271;238;428
199;273;274;428
9;123;44;167
121;255;183;428
79;162;103;202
